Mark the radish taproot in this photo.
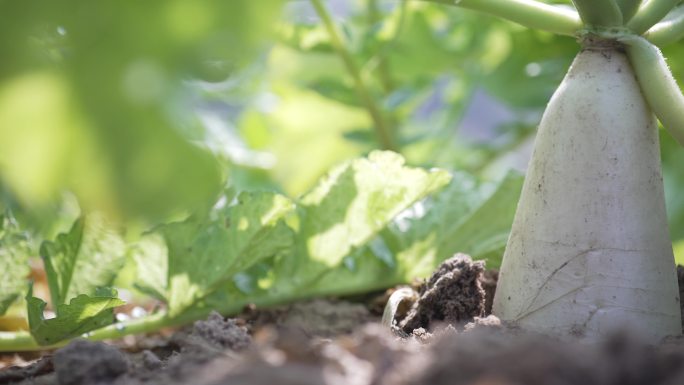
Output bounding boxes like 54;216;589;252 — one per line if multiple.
425;0;684;340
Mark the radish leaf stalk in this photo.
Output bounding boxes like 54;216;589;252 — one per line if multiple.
572;0;623;27
621;35;684;146
628;0;681;34
617;0;644;23
645;5;684;45
421;0;582;36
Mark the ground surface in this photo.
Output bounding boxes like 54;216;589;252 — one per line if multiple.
2;257;684;385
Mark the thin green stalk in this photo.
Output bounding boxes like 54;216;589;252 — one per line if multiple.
616;0;644;22
572;0;623;26
419;0;582;36
627;0;680;34
369;0;396;94
645;5;684;45
310;0;398;152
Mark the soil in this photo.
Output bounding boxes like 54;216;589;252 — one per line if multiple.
398;254;487;334
2;257;684;385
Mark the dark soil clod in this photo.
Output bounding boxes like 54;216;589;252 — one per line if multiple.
399;254;486;334
53;340;128;385
186;311;251;352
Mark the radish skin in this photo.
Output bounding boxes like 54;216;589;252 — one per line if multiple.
492;48;682;341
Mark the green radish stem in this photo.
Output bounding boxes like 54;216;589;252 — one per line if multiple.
420;0;582;36
621;35;684;146
616;0;644;23
645;6;684;46
627;0;680;34
572;0;623;27
309;0;398;152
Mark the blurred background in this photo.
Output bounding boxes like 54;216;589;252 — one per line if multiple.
1;0;683;261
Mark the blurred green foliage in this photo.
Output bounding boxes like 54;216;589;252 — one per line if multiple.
1;0;683;256
0;0;282;224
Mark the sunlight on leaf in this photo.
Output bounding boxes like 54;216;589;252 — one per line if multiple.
149;192;295;316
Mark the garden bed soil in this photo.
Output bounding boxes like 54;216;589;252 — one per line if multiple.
2;257;684;385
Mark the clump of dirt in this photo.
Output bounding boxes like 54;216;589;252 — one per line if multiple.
53;339;128;385
132;311;251;383
243;299;372;338
171;311;251;357
399;254;486;334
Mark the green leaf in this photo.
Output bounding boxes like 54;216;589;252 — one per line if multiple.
387;170;524;275
306;170;523;296
40;214;126;309
187;155;521;323
0;213;31;316
131;233;169;303
159;192;295;316
277;150;451;286
26;286;124;346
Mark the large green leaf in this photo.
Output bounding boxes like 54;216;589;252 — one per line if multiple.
307;170;524;296
26;286;124;346
201;151;454;309
173;155;521;323
40;214;126;308
275;150;451;287
0;213;31;315
139;192;296;316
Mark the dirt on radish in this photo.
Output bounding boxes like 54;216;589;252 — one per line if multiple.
3;257;684;385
